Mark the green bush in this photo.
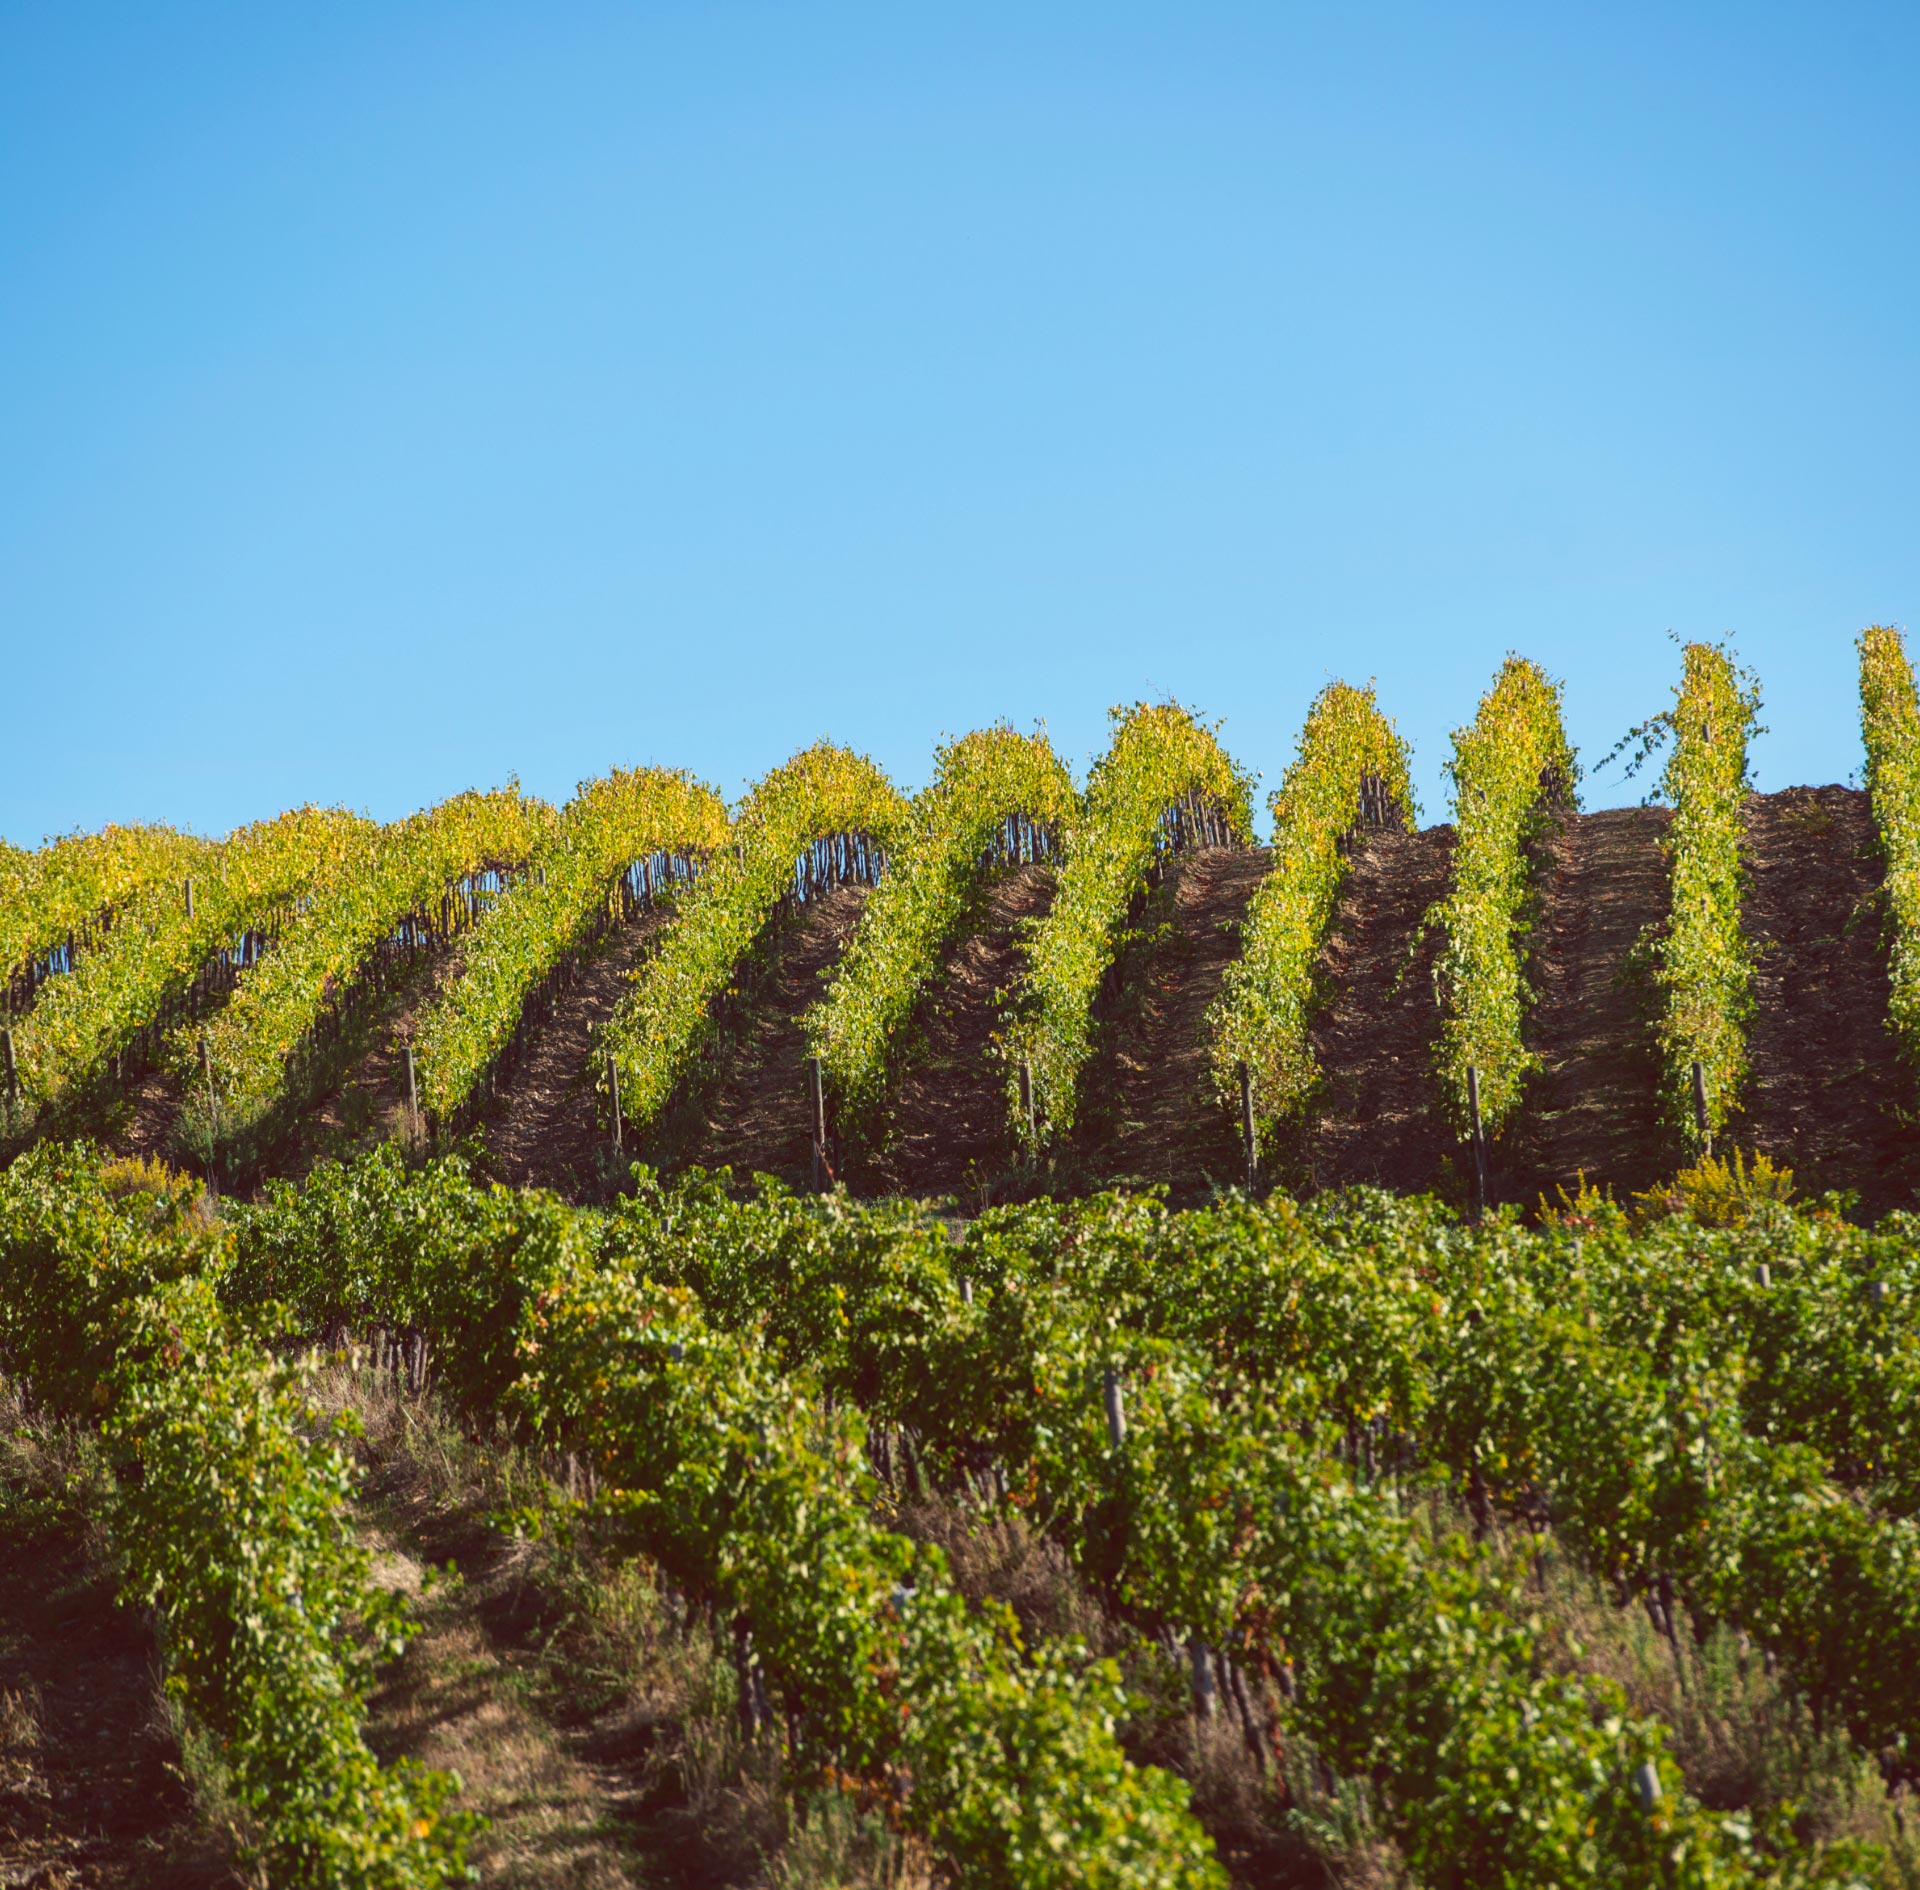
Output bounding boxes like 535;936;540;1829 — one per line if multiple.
805;726;1076;1142
1004;703;1252;1147
601;742;912;1142
1207;681;1413;1148
1432;657;1576;1134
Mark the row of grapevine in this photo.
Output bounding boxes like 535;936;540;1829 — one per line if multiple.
1004;703;1253;1148
180;786;554;1151
207;1145;1903;1883
598;742;913;1141
13;630;1914;1185
1655;642;1762;1149
220;1147;1228;1887
1859;625;1920;1072
803;726;1077;1144
414;764;730;1124
1205;681;1413;1150
0;1147;468;1886
1431;657;1577;1137
1039;1185;1920;1785
591;1176;1832;1888
1;822;209;1017
11;806;371;1114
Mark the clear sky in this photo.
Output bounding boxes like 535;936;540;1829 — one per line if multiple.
3;3;1915;844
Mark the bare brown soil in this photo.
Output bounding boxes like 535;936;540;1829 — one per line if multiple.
0;1506;236;1889
1732;786;1912;1219
104;948;467;1185
115;1067;187;1165
1078;847;1272;1203
857;864;1055;1201
481;909;674;1198
1302;827;1460;1198
285;951;465;1165
1506;805;1674;1209
669;886;869;1190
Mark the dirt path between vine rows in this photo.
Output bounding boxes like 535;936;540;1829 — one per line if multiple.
108;947;468;1185
114;1065;188;1166
859;864;1054;1202
1506;804;1673;1210
482;909;674;1199
673;886;870;1191
0;1495;237;1888
250;946;469;1185
1303;826;1459;1199
1733;786;1913;1219
1081;846;1271;1204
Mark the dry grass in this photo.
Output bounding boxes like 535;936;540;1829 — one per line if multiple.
318;1359;928;1889
1528;1541;1920;1867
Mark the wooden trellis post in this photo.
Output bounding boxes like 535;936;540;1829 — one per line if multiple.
1466;1065;1489;1221
607;1051;623;1154
808;1055;828;1192
198;1032;218;1189
1691;1060;1711;1155
1237;1059;1257;1193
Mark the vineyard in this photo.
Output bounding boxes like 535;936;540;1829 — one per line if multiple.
4;635;1920;1885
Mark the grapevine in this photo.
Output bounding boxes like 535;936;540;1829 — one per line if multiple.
1859;625;1920;1072
1004;703;1252;1148
1432;656;1576;1135
1206;681;1413;1149
415;764;729;1124
1654;642;1761;1148
599;742;911;1144
804;725;1076;1144
11;806;371;1113
175;785;554;1152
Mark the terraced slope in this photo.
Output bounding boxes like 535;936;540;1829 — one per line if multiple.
19;803;1920;1220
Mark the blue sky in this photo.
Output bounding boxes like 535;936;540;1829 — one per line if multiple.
3;3;1915;843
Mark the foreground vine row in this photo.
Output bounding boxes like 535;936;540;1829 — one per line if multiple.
187;1139;1918;1883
